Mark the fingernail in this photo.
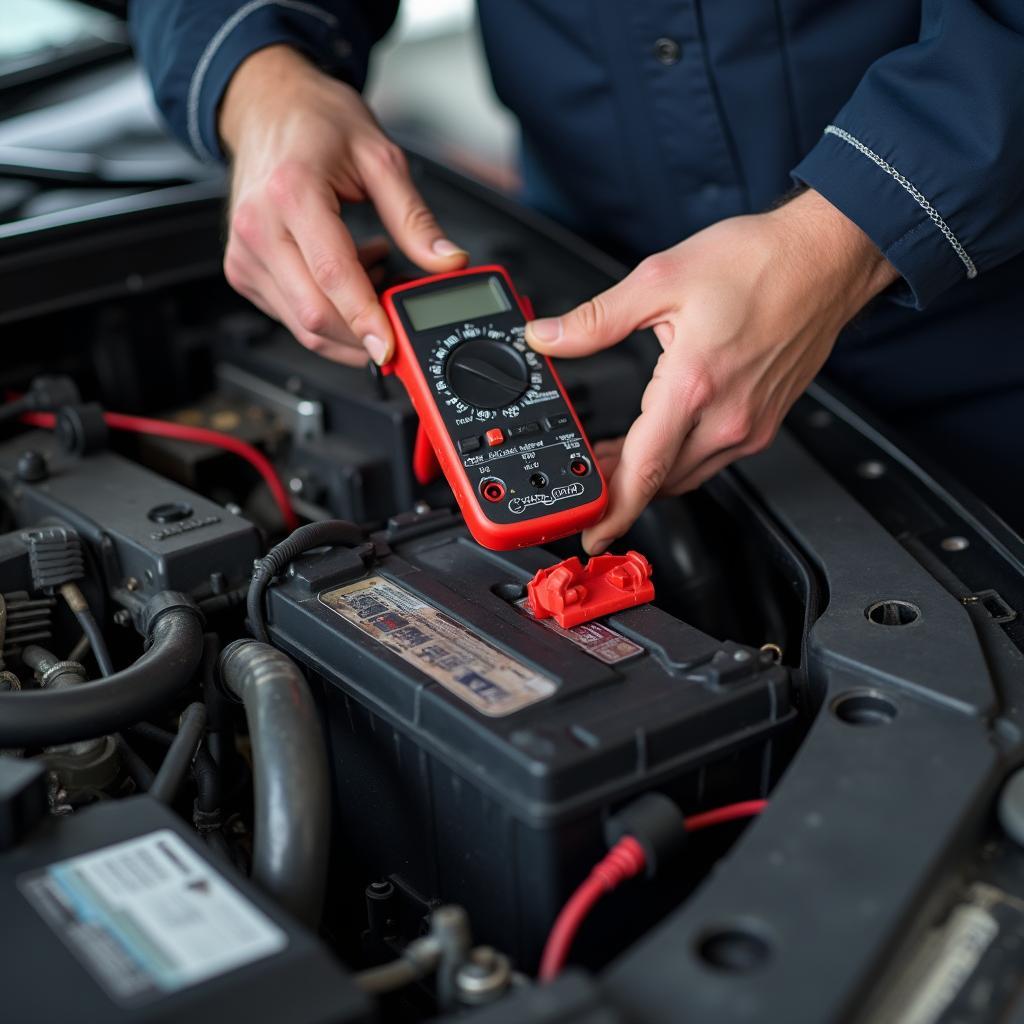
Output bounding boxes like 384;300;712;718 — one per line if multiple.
527;317;562;344
586;537;610;556
432;238;468;258
362;333;390;366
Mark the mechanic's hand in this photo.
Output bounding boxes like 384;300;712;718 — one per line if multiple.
219;45;468;366
525;189;899;554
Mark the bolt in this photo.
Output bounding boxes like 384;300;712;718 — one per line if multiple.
124;577;140;592
940;536;970;552
733;649;751;662
455;946;512;1005
366;880;394;901
113;609;132;627
16;450;48;483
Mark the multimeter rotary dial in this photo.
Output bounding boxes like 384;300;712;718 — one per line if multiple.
431;327;544;417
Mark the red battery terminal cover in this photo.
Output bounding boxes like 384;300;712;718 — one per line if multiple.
527;551;655;628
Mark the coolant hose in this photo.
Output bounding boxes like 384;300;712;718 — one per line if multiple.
219;640;330;928
0;593;203;749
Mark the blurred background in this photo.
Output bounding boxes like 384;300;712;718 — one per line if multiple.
0;0;519;200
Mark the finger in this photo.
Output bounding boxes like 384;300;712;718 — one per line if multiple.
280;193;397;363
359;145;469;271
592;437;624;479
581;368;700;555
248;256;369;367
260;233;361;348
525;257;671;359
666;446;739;496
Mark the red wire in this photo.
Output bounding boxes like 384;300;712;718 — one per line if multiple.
538;835;646;983
684;799;768;832
538;800;768;982
20;409;299;531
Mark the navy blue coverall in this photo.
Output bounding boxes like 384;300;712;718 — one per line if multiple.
129;1;1024;527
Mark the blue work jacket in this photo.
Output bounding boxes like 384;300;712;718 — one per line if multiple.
129;1;1024;521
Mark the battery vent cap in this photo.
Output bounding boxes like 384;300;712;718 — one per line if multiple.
526;550;654;628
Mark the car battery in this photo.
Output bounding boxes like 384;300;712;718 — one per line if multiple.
266;510;795;969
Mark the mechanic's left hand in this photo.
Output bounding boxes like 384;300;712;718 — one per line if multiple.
525;188;899;555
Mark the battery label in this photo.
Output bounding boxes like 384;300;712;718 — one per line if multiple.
515;597;644;664
19;829;287;1007
320;575;556;717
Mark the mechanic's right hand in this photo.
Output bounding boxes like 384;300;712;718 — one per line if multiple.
219;45;469;366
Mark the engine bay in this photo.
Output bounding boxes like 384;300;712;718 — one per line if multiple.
2;152;1024;1024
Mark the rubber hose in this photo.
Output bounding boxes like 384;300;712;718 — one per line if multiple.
219;640;330;928
149;702;207;804
129;721;221;812
192;743;221;814
0;595;203;748
247;520;363;642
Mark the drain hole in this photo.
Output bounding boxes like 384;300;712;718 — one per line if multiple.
832;690;898;727
696;927;772;973
866;599;920;626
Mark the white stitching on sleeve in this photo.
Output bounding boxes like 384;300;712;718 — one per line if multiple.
823;124;977;280
187;0;340;160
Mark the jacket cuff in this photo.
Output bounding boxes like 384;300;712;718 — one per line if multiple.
188;2;369;162
791;126;978;310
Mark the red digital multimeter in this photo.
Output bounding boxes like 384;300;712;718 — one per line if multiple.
381;265;607;550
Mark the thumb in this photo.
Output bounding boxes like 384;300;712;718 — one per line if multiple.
525;276;642;358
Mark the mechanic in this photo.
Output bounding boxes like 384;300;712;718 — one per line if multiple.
130;2;1024;549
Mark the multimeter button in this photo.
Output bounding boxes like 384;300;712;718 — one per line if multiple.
543;414;571;430
458;436;482;455
508;421;541;438
485;428;505;447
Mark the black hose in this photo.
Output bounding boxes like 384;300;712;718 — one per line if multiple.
78;608;114;676
149;702;207;804
247;520;363;643
192;743;221;814
116;734;156;790
59;583;114;677
0;594;203;748
129;720;222;815
219;640;330;927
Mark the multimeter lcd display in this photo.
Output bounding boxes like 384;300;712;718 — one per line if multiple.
401;277;510;332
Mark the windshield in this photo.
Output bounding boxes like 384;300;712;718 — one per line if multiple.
0;0;124;76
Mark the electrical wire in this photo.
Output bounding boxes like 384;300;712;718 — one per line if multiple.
59;582;114;677
20;409;298;531
538;799;769;982
683;799;768;832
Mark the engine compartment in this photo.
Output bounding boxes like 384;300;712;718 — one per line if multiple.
2;153;1024;1024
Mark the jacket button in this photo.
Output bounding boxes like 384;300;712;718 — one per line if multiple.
653;37;681;65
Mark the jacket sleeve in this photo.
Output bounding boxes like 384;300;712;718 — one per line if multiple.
127;1;399;162
791;0;1024;309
